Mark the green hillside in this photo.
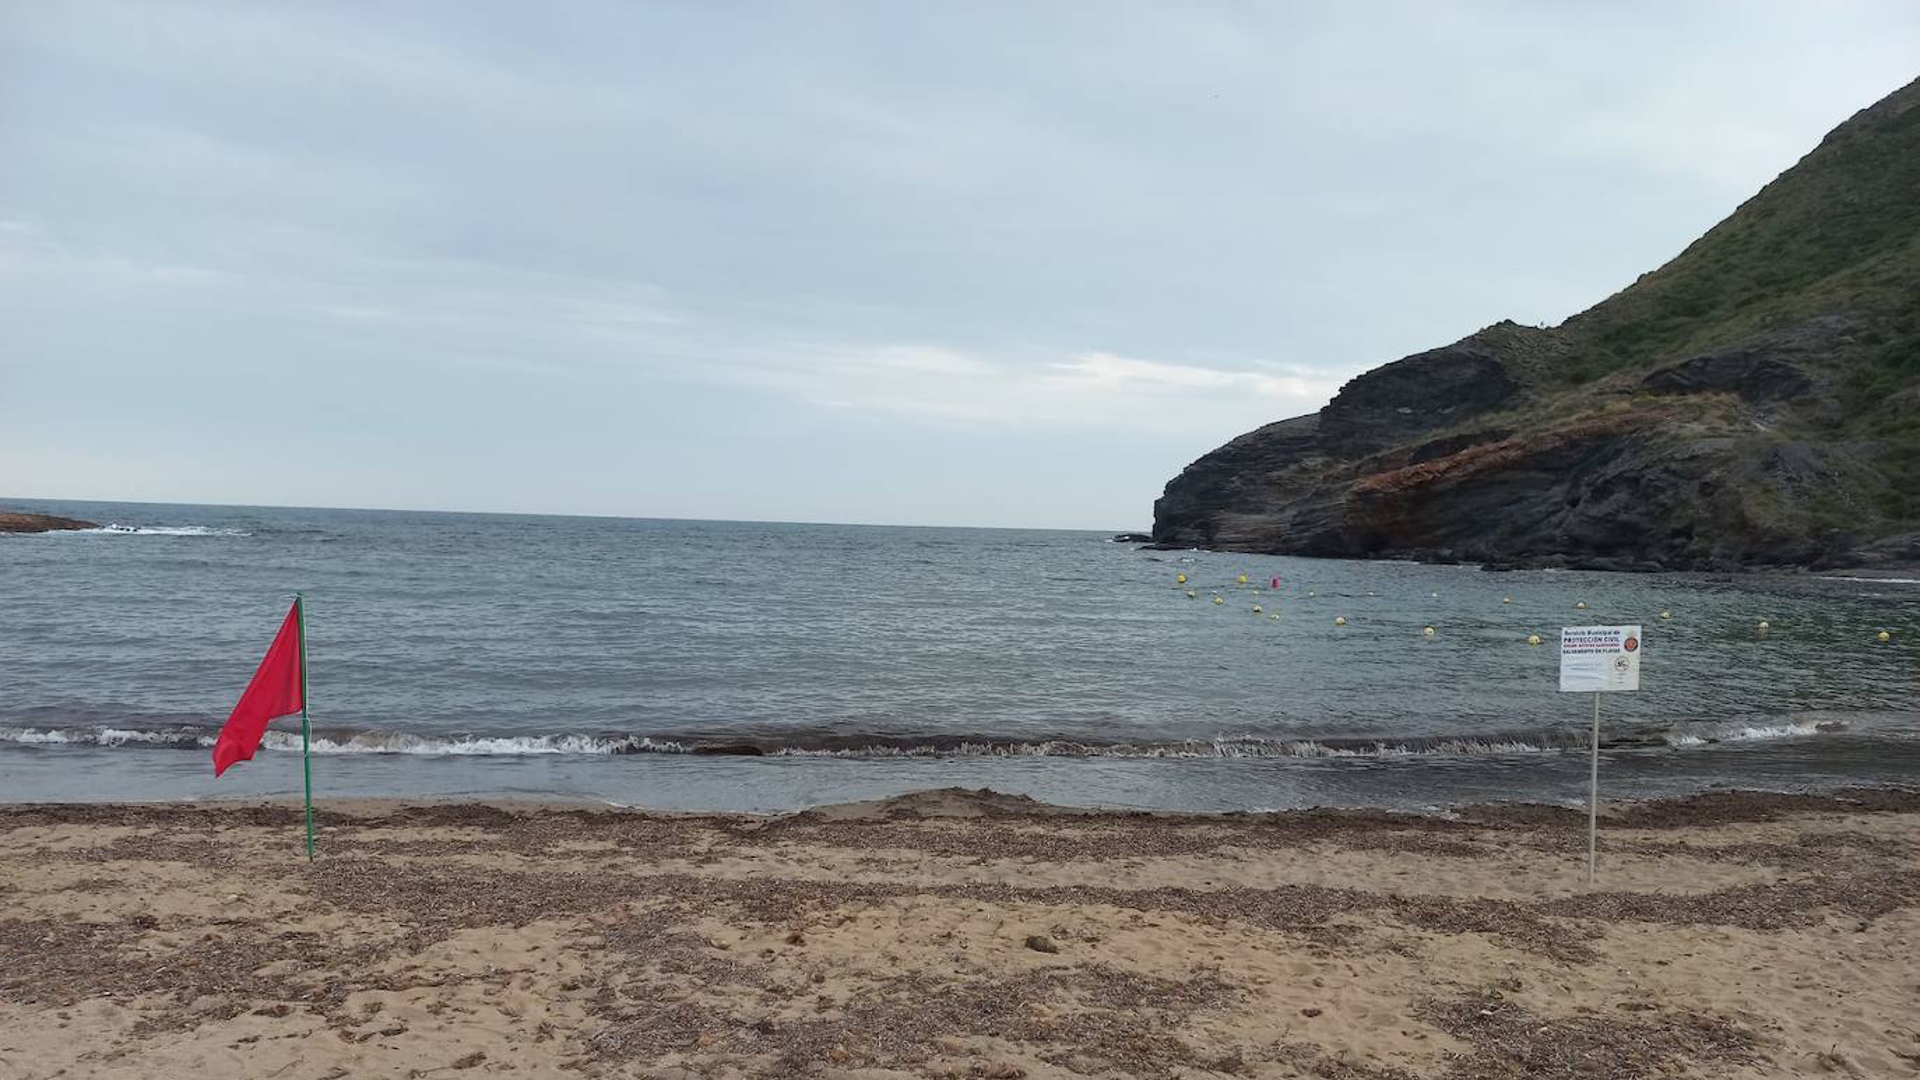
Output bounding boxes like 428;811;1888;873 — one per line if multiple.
1154;76;1920;569
1562;78;1920;514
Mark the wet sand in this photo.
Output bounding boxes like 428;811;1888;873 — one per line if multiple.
2;788;1918;1079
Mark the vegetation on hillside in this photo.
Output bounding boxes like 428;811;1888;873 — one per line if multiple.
1156;77;1920;566
1531;76;1920;524
1562;77;1920;386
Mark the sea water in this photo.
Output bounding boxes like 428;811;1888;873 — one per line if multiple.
2;499;1915;810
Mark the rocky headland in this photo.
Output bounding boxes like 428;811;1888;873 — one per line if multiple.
1154;77;1920;572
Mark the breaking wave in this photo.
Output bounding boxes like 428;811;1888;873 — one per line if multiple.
0;720;1850;759
1660;717;1835;747
0;726;213;748
71;525;250;537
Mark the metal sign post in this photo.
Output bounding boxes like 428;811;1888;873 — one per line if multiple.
1587;691;1601;881
1559;624;1643;884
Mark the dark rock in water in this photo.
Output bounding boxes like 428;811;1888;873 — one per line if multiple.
1110;532;1153;543
1152;78;1920;572
0;511;97;534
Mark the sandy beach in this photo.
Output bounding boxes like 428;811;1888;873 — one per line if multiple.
2;788;1917;1079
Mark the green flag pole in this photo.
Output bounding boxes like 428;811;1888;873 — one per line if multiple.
297;591;314;861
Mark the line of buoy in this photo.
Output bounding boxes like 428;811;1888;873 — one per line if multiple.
1167;584;1906;650
1175;593;1904;653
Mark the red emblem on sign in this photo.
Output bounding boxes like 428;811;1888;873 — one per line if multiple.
1624;636;1639;652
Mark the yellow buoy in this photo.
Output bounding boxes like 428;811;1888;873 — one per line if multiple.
1422;626;1436;638
1502;596;1513;604
1307;590;1316;598
1185;590;1196;599
1269;613;1281;620
1212;595;1225;605
1575;601;1588;610
1878;630;1892;643
1527;634;1542;647
1334;615;1348;626
1237;574;1248;585
1660;610;1671;620
1757;620;1770;631
1176;573;1186;584
1252;605;1263;614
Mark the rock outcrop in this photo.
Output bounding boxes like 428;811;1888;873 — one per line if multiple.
1153;77;1920;571
0;512;98;534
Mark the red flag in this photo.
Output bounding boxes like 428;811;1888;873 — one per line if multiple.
213;599;304;777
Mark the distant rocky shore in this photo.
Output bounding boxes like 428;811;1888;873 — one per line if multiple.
0;511;98;534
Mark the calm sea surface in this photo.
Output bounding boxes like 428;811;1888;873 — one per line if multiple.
2;499;1916;811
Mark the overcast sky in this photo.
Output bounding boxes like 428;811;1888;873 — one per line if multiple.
2;3;1916;529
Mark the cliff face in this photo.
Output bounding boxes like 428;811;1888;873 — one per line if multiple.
1153;77;1920;571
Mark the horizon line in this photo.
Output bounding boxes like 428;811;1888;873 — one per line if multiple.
1;493;1141;535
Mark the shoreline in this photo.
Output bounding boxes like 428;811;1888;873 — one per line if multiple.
6;783;1920;825
1141;541;1920;580
6;787;1920;1077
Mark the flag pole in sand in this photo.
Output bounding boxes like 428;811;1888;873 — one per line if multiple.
297;591;314;861
212;595;313;858
1587;691;1601;883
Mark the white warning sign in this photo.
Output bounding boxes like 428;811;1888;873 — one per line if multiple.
1559;625;1642;693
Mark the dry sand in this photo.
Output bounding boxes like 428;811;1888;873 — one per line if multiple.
2;788;1918;1079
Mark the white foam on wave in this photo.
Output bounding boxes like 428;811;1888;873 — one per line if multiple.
0;726;212;747
256;731;689;756
1663;718;1827;747
2;721;1850;759
71;524;250;537
1;727;1572;759
768;735;1574;759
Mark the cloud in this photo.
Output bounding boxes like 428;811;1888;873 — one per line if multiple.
3;2;1918;526
1047;353;1326;399
725;342;1346;434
